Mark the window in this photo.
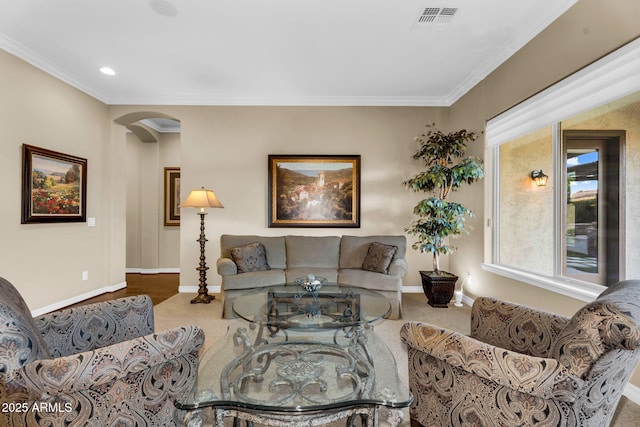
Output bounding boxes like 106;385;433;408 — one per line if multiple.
562;131;624;286
485;38;640;301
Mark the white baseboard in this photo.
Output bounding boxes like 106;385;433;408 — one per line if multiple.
30;281;127;317
179;285;221;294
624;383;640;405
126;268;180;274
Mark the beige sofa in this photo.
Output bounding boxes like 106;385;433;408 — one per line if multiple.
217;234;407;319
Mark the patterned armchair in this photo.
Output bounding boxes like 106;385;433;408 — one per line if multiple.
0;276;204;426
401;280;640;426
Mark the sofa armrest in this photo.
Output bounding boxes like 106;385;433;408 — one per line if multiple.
34;295;155;357
217;257;238;276
388;258;407;277
400;322;582;402
15;325;204;398
470;297;570;358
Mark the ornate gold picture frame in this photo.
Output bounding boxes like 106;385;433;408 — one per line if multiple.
268;155;360;228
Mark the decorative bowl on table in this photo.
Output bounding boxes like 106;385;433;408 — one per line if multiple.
294;275;327;293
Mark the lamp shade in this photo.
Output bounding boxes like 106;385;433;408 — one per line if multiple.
181;187;224;209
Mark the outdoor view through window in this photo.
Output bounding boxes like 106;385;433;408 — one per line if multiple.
497;90;639;287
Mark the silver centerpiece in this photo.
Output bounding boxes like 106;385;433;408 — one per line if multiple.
294;274;327;293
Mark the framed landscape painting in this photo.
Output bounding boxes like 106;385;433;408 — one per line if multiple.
21;144;87;224
268;154;360;228
164;167;181;226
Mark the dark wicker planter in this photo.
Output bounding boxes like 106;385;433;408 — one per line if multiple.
420;271;459;308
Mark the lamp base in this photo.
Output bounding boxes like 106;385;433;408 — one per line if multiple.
191;293;214;304
190;211;215;304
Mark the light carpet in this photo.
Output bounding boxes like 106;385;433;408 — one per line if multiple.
154;292;640;427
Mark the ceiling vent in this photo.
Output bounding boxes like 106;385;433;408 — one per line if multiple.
413;7;458;31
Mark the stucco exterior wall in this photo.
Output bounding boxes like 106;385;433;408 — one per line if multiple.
498;127;554;275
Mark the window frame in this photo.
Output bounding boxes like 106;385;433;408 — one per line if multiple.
483;37;640;302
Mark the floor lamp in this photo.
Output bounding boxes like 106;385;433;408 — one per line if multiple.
181;187;224;304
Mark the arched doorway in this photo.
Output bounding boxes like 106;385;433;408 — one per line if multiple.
114;112;182;275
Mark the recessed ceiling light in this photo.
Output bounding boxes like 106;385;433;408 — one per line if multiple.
100;67;116;76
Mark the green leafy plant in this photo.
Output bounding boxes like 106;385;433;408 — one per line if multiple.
403;124;484;273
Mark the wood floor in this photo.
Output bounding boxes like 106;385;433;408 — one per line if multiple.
67;273;180;308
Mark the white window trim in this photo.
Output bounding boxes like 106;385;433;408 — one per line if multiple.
485;37;640;301
486;38;640;147
481;264;603;302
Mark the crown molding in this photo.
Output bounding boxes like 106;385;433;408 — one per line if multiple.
1;0;578;108
0;33;452;107
0;33;111;103
139;119;181;133
101;94;452;107
447;0;579;106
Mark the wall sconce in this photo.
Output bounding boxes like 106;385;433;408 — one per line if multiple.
530;170;548;187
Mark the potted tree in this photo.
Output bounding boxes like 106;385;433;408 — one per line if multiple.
403;124;484;307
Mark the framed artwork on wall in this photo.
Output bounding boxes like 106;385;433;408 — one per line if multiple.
164;167;181;226
268;154;360;228
21;144;87;224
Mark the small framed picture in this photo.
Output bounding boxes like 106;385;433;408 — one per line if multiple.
164;167;181;226
21;144;87;224
268;154;360;228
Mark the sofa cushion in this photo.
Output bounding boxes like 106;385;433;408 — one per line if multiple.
221;235;286;270
340;235;406;269
230;242;271;273
286;236;340;268
338;268;401;292
362;242;398;274
222;269;286;291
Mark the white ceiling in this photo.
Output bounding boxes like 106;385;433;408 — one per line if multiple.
0;0;577;107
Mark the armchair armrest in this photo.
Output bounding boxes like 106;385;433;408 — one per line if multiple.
34;295;155;357
401;322;583;402
217;257;238;276
388;258;408;277
17;325;204;397
470;297;570;358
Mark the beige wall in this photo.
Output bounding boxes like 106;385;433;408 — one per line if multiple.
126;132;181;270
1;0;639;386
158;133;181;269
447;0;640;314
0;49;119;311
448;0;640;387
112;105;448;289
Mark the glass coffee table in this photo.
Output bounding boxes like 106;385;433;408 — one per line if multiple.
234;283;392;331
175;283;412;427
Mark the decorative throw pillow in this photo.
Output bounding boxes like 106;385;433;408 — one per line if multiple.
362;242;398;274
230;242;271;273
